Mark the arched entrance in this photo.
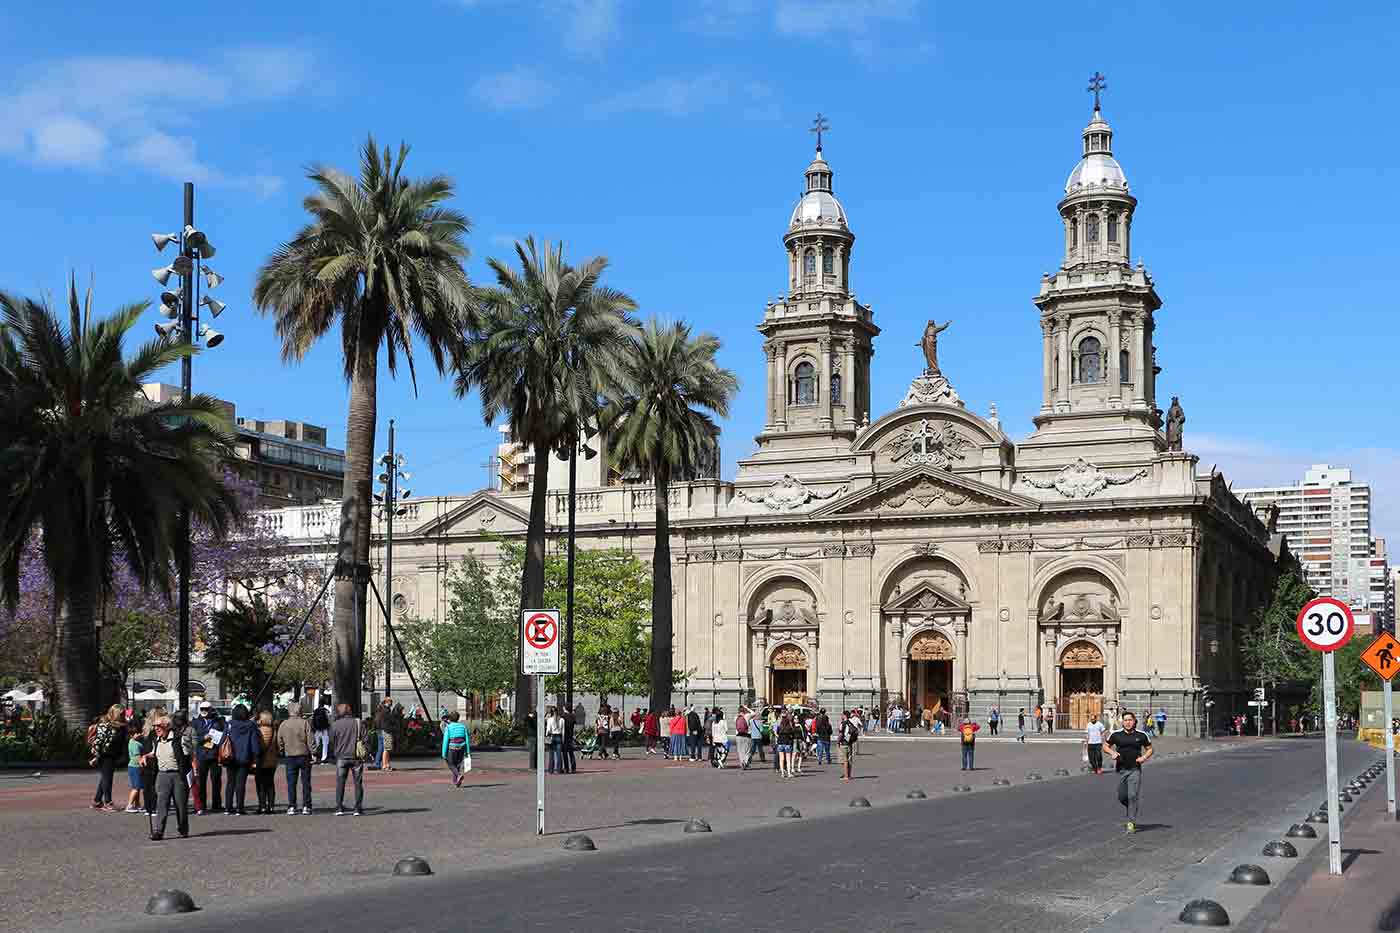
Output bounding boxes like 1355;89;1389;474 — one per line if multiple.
769;644;809;705
907;630;955;722
1060;640;1105;728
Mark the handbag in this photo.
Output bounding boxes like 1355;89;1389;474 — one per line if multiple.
354;725;368;762
463;754;472;774
217;735;234;766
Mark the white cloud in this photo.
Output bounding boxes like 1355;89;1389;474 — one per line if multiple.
0;45;312;195
773;0;917;38
560;0;620;52
684;0;764;36
472;69;554;111
596;74;777;118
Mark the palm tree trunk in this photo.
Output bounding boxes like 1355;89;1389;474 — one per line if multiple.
333;326;378;717
53;578;98;728
649;463;673;712
515;436;550;724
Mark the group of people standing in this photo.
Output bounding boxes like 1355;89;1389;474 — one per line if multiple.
88;699;376;839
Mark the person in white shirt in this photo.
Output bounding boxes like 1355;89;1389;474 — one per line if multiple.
545;707;564;774
710;710;729;768
1085;715;1106;774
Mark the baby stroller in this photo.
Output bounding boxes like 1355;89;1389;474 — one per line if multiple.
711;739;729;769
579;733;601;759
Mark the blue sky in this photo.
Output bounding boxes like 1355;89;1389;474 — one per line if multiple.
2;2;1397;539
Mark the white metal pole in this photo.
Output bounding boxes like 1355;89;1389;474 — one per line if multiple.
1385;677;1395;822
536;672;545;835
1323;651;1342;875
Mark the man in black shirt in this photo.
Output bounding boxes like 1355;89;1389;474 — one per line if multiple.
1104;712;1153;833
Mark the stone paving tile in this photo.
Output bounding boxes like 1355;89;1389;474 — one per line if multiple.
0;735;1233;933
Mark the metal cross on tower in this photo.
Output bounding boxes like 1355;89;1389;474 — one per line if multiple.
1087;72;1107;111
810;112;831;151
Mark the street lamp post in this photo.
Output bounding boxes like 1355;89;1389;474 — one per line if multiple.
559;422;596;715
150;182;225;717
375;421;410;703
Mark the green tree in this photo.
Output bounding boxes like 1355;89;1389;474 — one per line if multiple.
399;553;515;704
603;319;737;711
1239;570;1315;691
253;138;473;714
99;610;175;698
453;238;635;722
198;597;278;700
0;279;239;726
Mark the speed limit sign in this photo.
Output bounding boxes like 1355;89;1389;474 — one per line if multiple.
1296;596;1355;653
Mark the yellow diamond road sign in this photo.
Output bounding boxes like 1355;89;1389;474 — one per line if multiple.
1360;632;1400;682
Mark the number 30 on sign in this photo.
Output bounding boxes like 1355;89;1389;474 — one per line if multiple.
1295;596;1355;653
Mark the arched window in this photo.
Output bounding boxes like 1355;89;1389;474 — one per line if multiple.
803;249;816;276
821;249;834;275
1119;349;1130;383
793;361;816;405
1076;336;1102;384
1070;218;1078;247
1086;215;1099;243
1107;215;1118;243
830;372;842;403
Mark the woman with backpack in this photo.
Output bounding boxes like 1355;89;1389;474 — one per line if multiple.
224;704;263;815
253;710;279;814
312;705;331;764
88;704;126;811
441;711;471;786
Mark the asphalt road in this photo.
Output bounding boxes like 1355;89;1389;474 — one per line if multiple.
107;736;1371;933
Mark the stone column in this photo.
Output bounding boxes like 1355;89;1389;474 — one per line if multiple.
1107;309;1122;407
775;341;788;430
841;338;857;430
763;342;777;431
1105;627;1120;703
1041;628;1057;706
1040;316;1055;413
1130;314;1147;407
818;337;833;429
955;618;969;694
1055;314;1071;410
835;244;846;293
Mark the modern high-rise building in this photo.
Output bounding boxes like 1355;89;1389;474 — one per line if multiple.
1239;465;1380;614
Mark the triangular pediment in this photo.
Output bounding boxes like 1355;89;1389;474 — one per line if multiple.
411;491;531;537
884;581;971;613
812;465;1039;517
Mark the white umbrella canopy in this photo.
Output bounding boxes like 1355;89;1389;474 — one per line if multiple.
133;689;178;702
3;687;44;703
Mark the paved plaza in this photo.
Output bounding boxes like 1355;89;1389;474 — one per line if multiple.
2;734;1379;932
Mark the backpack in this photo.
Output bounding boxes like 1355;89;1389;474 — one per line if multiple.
735;714;747;734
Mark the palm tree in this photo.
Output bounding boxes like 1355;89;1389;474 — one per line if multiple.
454;238;636;722
604;319;737;712
254;137;472;715
0;279;240;726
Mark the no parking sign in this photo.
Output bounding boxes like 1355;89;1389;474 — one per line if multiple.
522;610;561;675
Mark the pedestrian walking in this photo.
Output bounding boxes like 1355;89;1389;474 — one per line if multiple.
224;704;262;816
379;698;401;772
193;701;226;813
1154;708;1167;737
988;706;1000;736
441;711;471;786
595;707;612;760
1104;712;1153;833
125;721;145;812
643;708;661;756
734;707;752;769
278;701;314;814
667;707;685;759
815;710;833;765
254;710;279;814
144;716;193;840
958;717;980;770
544;706;563;774
329;703;366;815
630;707;643;737
1017;708;1026;743
311;704;331;763
1034;705;1044;734
88;704;125;811
609;709;625;759
776;712;798;778
561;707;577;774
711;709;729;768
838;711;858;782
1084;714;1105;774
139;711;162;815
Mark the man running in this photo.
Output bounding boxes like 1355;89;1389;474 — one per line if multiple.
1084;714;1105;774
1103;711;1153;832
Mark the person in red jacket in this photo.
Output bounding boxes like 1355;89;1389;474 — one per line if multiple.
958;718;980;771
642;709;660;755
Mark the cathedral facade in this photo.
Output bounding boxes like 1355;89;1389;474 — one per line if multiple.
274;100;1286;735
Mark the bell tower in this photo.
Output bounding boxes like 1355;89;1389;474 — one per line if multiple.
742;116;881;476
1024;76;1165;461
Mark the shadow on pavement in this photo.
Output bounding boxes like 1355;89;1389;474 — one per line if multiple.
363;808;432;817
195;828;272;838
548;817;687;836
1341;847;1382;872
1130;823;1171;833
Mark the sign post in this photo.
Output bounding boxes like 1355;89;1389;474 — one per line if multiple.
522;609;561;836
1359;631;1399;821
1296;596;1355;876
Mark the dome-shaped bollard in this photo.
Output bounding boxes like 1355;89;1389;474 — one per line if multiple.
393;856;433;876
1054;768;1071;776
1286;823;1317;839
145;890;197;916
562;834;597;851
1306;810;1327;823
1025;772;1043;781
992;777;1011;786
1227;864;1271;885
1178;899;1230;926
849;797;872;808
1262;840;1298;858
777;806;802;819
906;789;927;799
683;818;712;833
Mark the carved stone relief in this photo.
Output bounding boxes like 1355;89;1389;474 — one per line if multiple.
908;630;955;661
882;419;974;469
1018;458;1148;499
881;476;972;511
736;474;847;511
770;644;808;669
1060;640;1105;668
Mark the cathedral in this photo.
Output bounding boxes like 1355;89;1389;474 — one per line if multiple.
276;95;1288;735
